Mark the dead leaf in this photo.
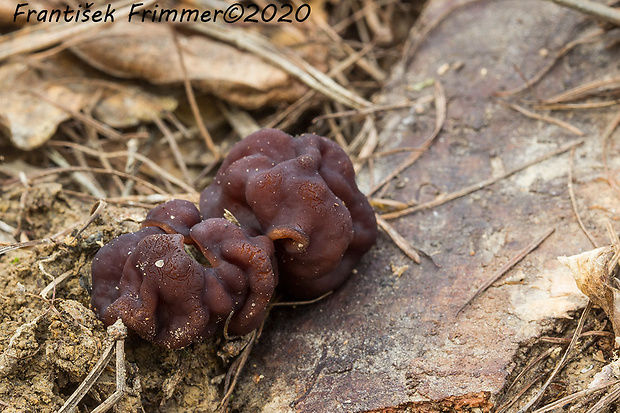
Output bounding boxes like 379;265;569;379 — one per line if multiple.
559;246;620;338
93;87;178;128
70;22;305;109
0;62;85;150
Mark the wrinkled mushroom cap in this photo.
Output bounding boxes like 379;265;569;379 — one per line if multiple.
200;128;377;298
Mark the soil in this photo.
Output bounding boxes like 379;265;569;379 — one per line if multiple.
0;188;228;412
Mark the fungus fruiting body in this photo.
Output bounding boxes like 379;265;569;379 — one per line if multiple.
200;129;377;298
91;129;377;348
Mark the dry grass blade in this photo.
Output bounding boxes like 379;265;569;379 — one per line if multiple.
456;227;555;316
546;0;620;26
367;80;446;196
497;346;559;411
48;141;198;194
376;215;421;264
541;76;620;104
516;301;592;413
152;116;192;184
534;99;620;110
532;379;620;413
313;100;417;122
170;28;219;158
381;139;584;220
568;148;599;247
39;270;72;300
495;29;603;97
501;102;585;136
28;90;125;141
58;320;127;413
601;109;620;196
46;148;106;198
188;23;370;109
584;382;620;413
9;166;171;195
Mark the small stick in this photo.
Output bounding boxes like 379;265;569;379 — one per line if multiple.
218;330;257;412
500;101;585;136
456;227;555;316
366;80;446;196
58;320;127;413
567;148;598;248
516;301;593;413
584;382;620;413
270;291;333;308
170;27;219;159
90;336;127;413
495;29;603;97
376;215;421;264
546;0;620;26
381;139;584;220
153;116;192;185
532;379;620;413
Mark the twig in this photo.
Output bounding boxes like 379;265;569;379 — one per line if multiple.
0;223;79;256
500;101;584;136
313;100;419;123
90;336;127;413
366;80;446;196
376;215;421;264
456;227;555;316
516;300;593;413
153;116;192;185
58;320;127;413
170;27;219;159
218;330;256;412
532;379;620;413
381;139;584;220
39;270;72;299
6;166;170;195
498;346;559;408
48;141;198;194
188;23;370;109
584;382;620;413
545;0;620;26
27;90;125;141
46;148;106;199
541;76;620;104
568;148;598;248
70;199;108;244
269;291;333;308
495;29;603;97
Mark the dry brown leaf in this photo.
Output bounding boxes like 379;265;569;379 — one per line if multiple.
559;246;620;338
0;62;85;150
70;22;305;109
93;87;178;128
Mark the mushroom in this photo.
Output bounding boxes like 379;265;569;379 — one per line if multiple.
91;217;277;349
91;128;377;348
200;128;377;298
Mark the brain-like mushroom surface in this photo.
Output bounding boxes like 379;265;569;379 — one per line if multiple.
91;216;277;349
91;128;377;348
200;128;377;298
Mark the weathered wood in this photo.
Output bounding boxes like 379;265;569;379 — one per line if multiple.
233;0;619;411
